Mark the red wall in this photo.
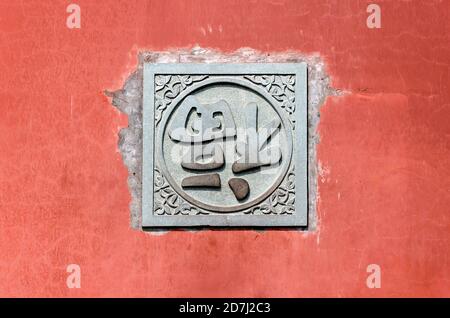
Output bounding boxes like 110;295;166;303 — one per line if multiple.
0;0;449;297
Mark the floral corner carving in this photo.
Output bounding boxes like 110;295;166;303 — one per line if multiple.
154;75;208;127
244;75;296;129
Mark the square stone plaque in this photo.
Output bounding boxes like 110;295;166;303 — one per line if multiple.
142;63;307;228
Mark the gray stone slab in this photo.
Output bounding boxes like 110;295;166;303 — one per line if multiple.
142;63;307;228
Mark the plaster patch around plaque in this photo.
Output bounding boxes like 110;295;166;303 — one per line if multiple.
107;47;343;230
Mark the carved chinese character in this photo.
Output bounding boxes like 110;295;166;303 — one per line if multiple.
168;95;282;201
168;95;235;188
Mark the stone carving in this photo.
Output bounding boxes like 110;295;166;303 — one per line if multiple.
154;168;199;216
152;75;296;216
142;63;307;226
153;164;295;216
244;75;296;129
154;75;208;126
243;165;295;215
228;178;250;201
232;101;282;173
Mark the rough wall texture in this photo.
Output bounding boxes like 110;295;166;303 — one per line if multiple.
108;47;342;230
0;0;449;297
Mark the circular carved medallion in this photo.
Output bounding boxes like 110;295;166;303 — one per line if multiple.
156;77;293;213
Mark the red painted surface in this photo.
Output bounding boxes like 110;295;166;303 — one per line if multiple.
0;0;449;297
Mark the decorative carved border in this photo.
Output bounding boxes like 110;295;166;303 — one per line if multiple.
153;164;295;216
155;75;208;127
153;74;296;216
244;75;296;129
